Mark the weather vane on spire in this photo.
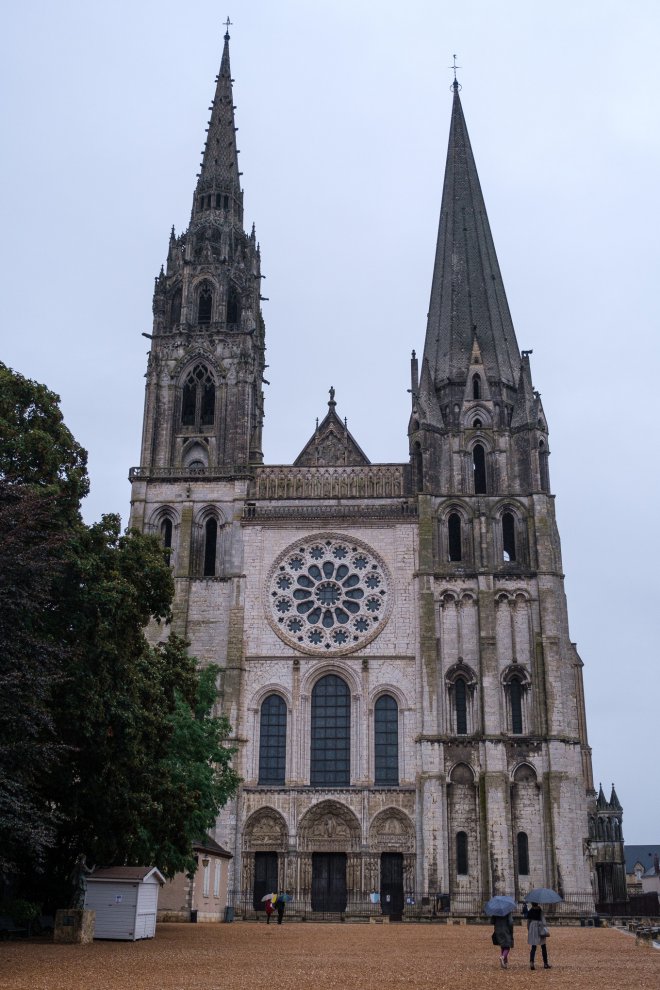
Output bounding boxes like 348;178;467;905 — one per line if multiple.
449;54;461;90
224;16;232;39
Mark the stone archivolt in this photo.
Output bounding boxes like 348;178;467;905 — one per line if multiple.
298;801;362;852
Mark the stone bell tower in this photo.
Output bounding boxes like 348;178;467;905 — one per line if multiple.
136;27;265;479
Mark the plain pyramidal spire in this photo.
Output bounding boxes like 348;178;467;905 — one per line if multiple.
422;80;521;392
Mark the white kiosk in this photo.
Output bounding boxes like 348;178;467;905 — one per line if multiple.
85;866;165;940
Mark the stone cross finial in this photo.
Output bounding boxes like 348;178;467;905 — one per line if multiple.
224;16;232;39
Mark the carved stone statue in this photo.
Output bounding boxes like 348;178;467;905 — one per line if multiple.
69;853;94;910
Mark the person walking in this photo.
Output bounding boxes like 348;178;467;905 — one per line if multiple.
265;899;274;924
492;911;514;968
527;902;551;970
276;892;289;925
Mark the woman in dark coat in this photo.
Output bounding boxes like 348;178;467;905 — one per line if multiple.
527;903;551;970
492;912;514;968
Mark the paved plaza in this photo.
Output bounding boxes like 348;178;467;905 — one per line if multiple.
0;922;657;990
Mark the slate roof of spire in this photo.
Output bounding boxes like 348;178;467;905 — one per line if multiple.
422;82;521;390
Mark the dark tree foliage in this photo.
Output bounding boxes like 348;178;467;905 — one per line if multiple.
0;362;88;522
0;364;240;905
0;482;65;875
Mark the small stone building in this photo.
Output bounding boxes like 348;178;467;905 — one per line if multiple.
158;837;232;922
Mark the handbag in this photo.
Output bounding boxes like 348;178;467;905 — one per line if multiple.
540;925;550;937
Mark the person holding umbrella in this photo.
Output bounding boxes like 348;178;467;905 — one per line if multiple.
484;895;516;969
524;888;561;970
527;903;551;969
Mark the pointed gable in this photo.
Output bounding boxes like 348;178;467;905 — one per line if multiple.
294;389;370;467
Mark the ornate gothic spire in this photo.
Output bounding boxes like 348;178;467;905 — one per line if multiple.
193;27;243;224
422;82;521;392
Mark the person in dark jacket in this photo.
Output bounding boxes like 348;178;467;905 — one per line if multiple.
492;912;514;968
527;903;551;969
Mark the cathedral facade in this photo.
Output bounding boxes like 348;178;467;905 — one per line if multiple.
129;34;624;915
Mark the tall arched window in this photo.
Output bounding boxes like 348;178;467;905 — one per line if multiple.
472;374;481;399
258;694;287;785
473;444;487;494
448;513;462;562
197;281;213;323
203;518;217;577
311;674;350;786
374;694;398;785
227;284;240;325
160;517;172;550
517;832;529;875
510;677;523;734
456;832;469;875
502;512;516;561
455;677;468;734
181;364;215;429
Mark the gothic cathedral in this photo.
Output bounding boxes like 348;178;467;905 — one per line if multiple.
129;33;625;914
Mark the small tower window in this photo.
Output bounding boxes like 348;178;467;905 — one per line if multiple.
414;442;423;492
539;440;550;493
448;513;462;562
455;677;468;734
160;517;172;550
170;287;182;325
223;194;229;210
227;284;240;325
472;374;481;399
473;418;482;429
502;512;516;561
473;444;487;494
456;831;469;875
197;282;213;323
203;518;217;577
215;193;222;208
517;832;529;875
510;677;523;734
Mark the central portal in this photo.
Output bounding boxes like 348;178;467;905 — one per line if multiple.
311;852;347;912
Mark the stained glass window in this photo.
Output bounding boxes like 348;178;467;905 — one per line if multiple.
374;694;398;785
311;675;350;786
258;694;286;785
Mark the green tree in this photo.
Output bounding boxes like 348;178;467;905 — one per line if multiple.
0;364;240;903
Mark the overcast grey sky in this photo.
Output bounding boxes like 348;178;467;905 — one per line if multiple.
2;1;659;843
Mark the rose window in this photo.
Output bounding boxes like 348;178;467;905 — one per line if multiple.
266;535;392;655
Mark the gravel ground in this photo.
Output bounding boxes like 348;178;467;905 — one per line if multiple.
0;922;657;990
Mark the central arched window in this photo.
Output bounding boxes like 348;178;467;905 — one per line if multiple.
455;677;468;734
374;694;398;785
473;444;487;494
310;674;350;786
258;694;287;785
456;831;469;875
517;831;529;875
181;364;216;429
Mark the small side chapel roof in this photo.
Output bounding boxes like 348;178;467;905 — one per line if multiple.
294;388;371;467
